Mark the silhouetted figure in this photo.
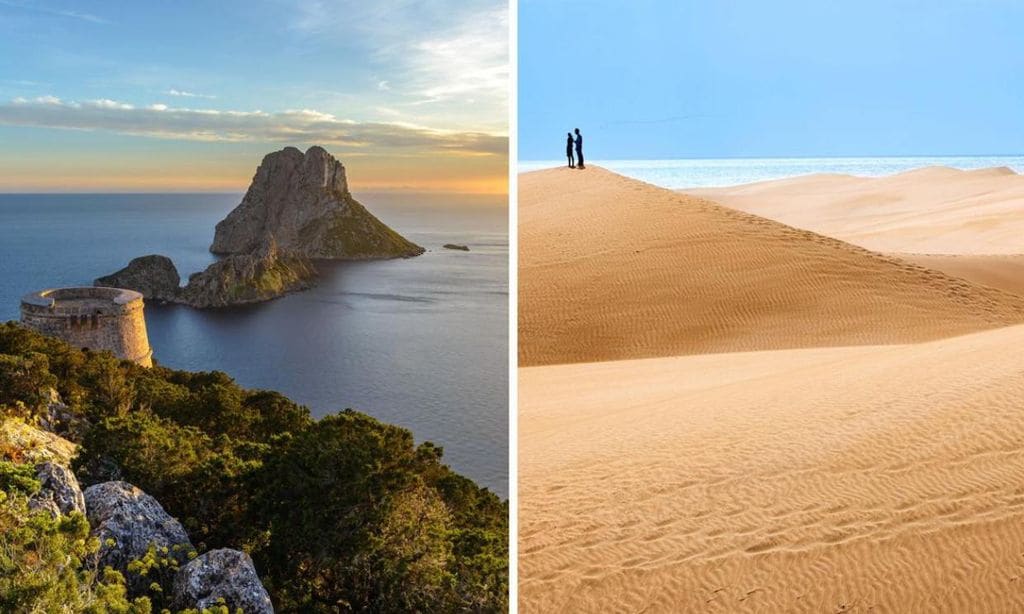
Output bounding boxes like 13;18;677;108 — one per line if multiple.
566;132;575;168
574;128;585;169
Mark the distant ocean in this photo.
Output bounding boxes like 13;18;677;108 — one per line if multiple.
519;156;1024;189
0;193;509;496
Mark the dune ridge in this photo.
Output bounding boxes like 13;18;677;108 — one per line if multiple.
687;165;1024;255
519;167;1024;366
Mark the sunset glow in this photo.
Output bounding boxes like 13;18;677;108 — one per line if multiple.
0;1;507;194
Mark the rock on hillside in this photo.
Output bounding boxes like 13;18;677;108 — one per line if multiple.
83;481;195;594
173;549;274;614
0;418;76;466
95;255;181;302
28;461;85;517
210;146;424;259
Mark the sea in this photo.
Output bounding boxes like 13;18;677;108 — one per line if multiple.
0;192;509;497
519;155;1024;189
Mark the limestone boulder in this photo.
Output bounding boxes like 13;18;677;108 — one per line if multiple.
28;461;85;517
0;418;76;466
83;481;195;594
172;549;274;614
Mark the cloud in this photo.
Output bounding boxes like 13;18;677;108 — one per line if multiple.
404;7;508;108
0;0;108;24
166;89;216;99
1;78;45;87
91;98;134;110
0;96;507;155
27;94;62;105
284;1;507;124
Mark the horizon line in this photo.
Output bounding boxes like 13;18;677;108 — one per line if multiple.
519;152;1024;163
0;188;509;196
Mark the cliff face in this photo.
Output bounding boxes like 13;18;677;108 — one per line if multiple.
179;240;317;308
211;146;424;259
96;244;316;309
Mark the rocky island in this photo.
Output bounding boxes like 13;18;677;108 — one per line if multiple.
211;145;424;259
98;242;317;309
96;146;423;308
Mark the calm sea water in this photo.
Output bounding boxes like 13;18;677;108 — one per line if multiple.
520;156;1024;189
0;193;508;496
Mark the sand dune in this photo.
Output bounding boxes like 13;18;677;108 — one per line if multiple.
687;166;1024;255
519;325;1024;612
520;166;1024;612
519;167;1024;366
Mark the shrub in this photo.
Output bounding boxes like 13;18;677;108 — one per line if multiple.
0;323;508;612
0;461;152;613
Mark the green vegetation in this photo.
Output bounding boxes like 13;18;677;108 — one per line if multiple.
224;252;316;302
302;196;424;258
0;460;153;613
0;322;508;612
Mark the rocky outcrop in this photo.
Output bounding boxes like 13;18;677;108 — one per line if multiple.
443;243;470;251
172;549;274;614
83;481;195;593
28;461;85;517
37;387;83;439
95;255;181;302
179;240;317;308
0;418;76;466
95;244;315;309
211;146;424;259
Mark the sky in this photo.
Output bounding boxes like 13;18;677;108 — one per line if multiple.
519;0;1024;161
0;0;508;193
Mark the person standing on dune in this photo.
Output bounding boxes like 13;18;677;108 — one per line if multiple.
566;132;576;168
574;128;585;169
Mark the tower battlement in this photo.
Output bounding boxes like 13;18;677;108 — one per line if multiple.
20;287;153;367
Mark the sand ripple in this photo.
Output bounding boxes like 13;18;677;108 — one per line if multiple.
520;328;1024;612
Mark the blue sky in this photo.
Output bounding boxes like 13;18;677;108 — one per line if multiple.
519;0;1024;161
0;0;508;192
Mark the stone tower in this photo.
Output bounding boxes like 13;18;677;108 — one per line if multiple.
20;287;153;367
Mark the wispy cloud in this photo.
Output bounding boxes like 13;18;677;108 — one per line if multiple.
284;1;507;128
0;96;506;155
403;7;508;108
0;0;108;24
165;88;216;99
1;78;45;87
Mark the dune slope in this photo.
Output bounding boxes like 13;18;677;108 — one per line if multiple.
519;167;1024;366
519;325;1024;612
687;166;1024;255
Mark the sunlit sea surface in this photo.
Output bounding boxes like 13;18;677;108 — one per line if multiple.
520;156;1024;189
0;192;508;496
